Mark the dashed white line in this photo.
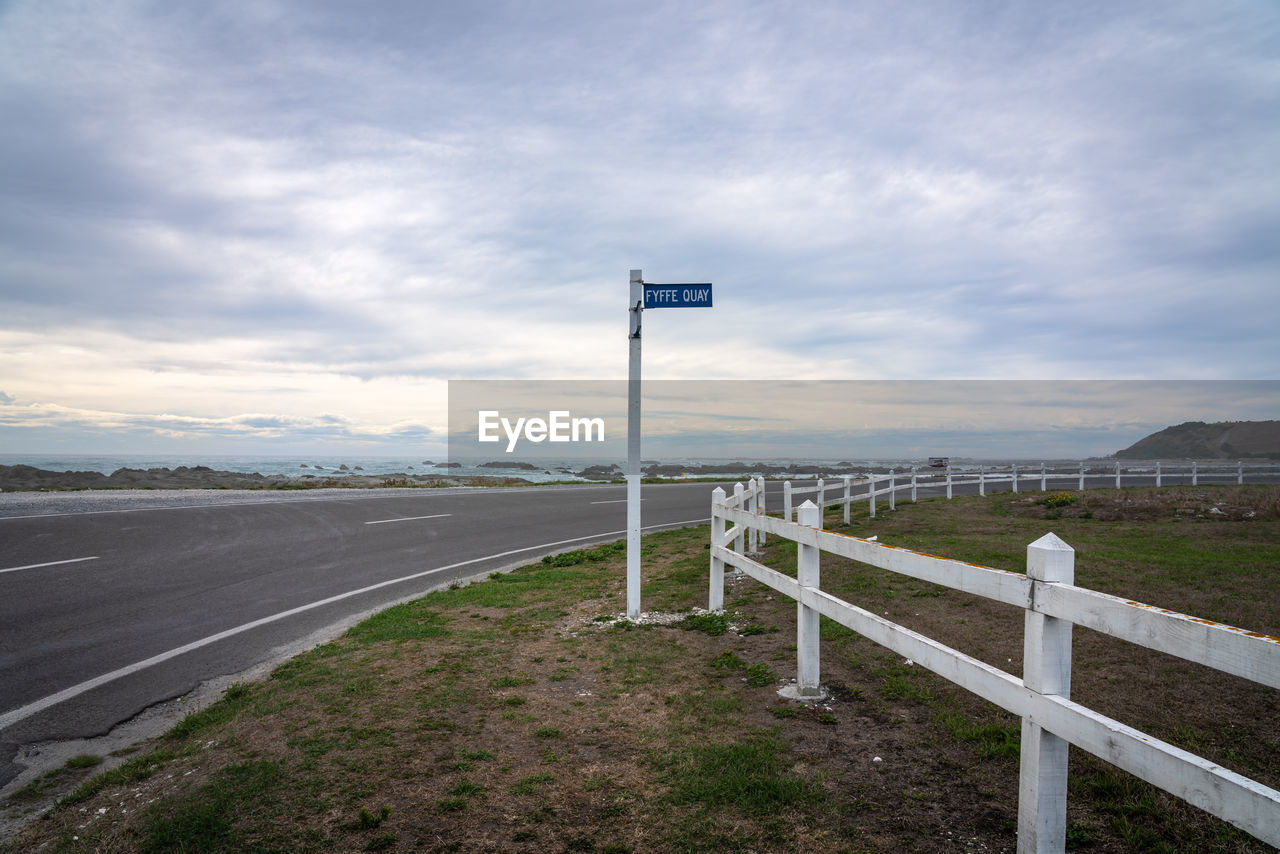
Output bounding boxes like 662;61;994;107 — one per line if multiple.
364;513;452;525
590;499;643;505
0;556;99;575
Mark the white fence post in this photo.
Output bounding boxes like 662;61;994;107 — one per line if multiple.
783;481;792;522
1156;461;1162;488
709;487;726;612
911;467;918;502
1115;462;1121;489
946;467;953;499
868;473;877;518
1019;533;1076;853
1238;461;1244;485
1040;463;1046;492
1012;464;1019;494
1078;462;1085;491
752;478;762;545
889;469;896;511
843;475;851;525
816;477;825;513
795;500;823;698
979;465;986;497
733;482;745;554
1192;461;1199;486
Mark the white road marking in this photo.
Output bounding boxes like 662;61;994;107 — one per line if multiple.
0;556;99;575
364;513;452;525
0;517;708;731
589;499;643;505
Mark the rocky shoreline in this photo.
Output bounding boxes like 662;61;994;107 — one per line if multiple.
0;464;530;492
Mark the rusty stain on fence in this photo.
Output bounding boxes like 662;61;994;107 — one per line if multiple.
1119;601;1280;644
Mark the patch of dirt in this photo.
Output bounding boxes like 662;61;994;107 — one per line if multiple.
1004;484;1280;522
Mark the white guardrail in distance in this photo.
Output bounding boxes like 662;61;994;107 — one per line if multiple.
776;460;1276;521
708;484;1280;854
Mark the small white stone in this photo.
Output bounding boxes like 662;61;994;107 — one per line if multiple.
872;756;882;763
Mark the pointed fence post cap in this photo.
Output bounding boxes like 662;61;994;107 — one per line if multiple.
798;499;820;528
1028;532;1074;583
712;486;725;498
1029;532;1073;553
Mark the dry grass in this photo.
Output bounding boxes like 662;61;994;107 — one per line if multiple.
4;485;1278;853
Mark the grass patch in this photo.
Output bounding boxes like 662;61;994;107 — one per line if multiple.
661;733;817;814
509;772;555;796
744;662;778;688
140;760;283;852
59;748;180;806
64;754;104;770
677;611;731;636
346;603;452;643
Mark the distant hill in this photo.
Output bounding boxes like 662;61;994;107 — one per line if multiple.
1113;420;1280;459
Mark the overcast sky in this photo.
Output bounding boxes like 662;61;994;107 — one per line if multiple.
1;1;1277;457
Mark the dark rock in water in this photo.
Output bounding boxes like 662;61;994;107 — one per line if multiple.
422;461;434;465
479;461;539;470
434;462;461;468
300;464;309;468
575;464;622;480
354;466;364;470
339;464;350;471
642;464;685;477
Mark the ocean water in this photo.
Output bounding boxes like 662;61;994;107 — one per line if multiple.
0;453;1143;485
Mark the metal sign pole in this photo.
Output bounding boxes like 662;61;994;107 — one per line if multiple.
626;269;643;618
625;271;711;619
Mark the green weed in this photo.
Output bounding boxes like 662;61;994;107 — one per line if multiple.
140;760;283;852
744;662;778;688
661;733;817;814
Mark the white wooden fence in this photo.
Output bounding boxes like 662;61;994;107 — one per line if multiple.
776;460;1277;524
708;481;1280;853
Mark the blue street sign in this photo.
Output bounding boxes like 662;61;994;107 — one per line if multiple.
643;283;713;308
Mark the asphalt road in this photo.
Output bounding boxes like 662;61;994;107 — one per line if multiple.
0;469;1270;790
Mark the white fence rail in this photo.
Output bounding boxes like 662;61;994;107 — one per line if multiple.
708;481;1280;853
775;460;1277;524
